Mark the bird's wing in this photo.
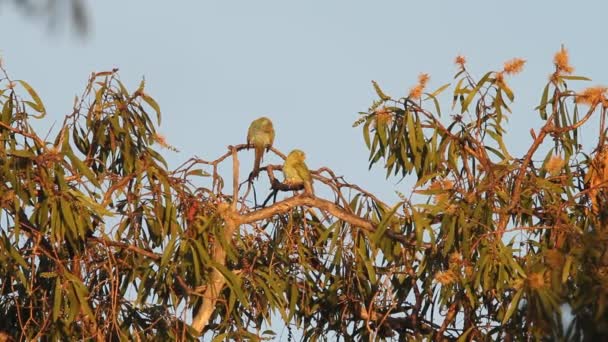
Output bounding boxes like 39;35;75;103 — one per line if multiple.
297;162;312;182
247;125;254;145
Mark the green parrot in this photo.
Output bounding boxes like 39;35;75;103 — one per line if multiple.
283;149;314;195
247;117;275;178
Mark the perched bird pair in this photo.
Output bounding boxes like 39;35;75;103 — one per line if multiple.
247;117;313;195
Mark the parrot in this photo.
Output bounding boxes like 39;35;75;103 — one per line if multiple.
283;149;314;195
247;117;275;178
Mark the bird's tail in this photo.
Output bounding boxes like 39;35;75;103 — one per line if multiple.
253;144;264;178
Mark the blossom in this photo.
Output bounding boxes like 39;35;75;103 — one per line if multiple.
527;272;545;289
495;71;506;87
153;133;179;152
154;133;169;147
374;107;392;126
554;46;574;74
434;270;457;285
418;73;430;86
503;58;526;75
455;55;466;68
576;86;607;107
408;73;430;100
409;85;423;99
449;252;463;266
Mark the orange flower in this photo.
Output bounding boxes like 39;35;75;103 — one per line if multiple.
374;107;392;126
503;58;526;75
409;84;423;99
576;86;607;106
154;133;168;147
527;272;545;289
153;133;179;152
449;251;463;266
408;73;430;99
418;73;430;86
434;270;457;285
495;71;506;87
554;46;574;74
455;55;466;68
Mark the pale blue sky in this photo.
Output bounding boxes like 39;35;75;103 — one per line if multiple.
2;0;607;201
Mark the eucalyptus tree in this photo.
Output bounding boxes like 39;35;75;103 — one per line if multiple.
0;47;606;340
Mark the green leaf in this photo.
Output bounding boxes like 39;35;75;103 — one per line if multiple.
288;281;298;321
558;75;591;81
442;215;456;255
186;169;211;177
502;287;524;324
1;96;13;123
372;203;401;243
372;80;390;100
377;120;388;149
17;80;46;118
406;112;417;153
429;83;451;97
9;149;35;158
72;282;94;318
457;327;474;342
211;260;248;306
141;93;162;124
68;189;114;217
190;238;210;263
425;92;443;117
484;145;505;160
188;244;201;284
66;285;80;322
53;278;63;321
161;235;177;267
486;130;513;160
60;199;77;235
536;83;550;120
9;245;28;268
499;83;514;102
462;72;492;112
412;209;424;247
362;118;372;151
453;77;466;95
40;272;58;278
65;146;101;188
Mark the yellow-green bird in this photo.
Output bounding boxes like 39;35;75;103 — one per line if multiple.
247;117;275;178
283;149;314;195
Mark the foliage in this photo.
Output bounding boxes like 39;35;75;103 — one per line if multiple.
354;50;608;340
0;48;607;341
